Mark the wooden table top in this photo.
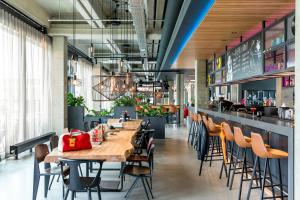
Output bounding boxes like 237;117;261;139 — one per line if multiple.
44;120;142;163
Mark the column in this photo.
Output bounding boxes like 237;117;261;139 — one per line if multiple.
175;73;184;125
294;1;300;199
51;36;68;134
168;80;174;104
195;59;209;111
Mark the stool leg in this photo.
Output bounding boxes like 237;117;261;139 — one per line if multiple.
229;146;240;190
260;158;268;200
209;137;215;167
227;142;234;187
278;159;284;200
238;149;246;200
250;150;259;186
267;158;276;199
258;157;262;188
246;155;258;200
199;159;204;176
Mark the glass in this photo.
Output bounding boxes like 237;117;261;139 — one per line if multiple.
265;21;285;49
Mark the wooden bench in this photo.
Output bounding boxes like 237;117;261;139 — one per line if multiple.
10;132;56;159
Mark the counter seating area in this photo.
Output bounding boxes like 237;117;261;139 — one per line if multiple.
188;111;289;199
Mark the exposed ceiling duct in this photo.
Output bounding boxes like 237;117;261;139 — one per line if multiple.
128;0;148;77
155;0;215;80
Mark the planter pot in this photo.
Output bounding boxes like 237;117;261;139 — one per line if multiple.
139;116;167;139
68;106;84;130
114;106;136;119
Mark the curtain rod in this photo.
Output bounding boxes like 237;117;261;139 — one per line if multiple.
0;0;47;34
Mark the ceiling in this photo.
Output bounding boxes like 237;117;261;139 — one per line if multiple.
172;0;295;69
34;0;167;73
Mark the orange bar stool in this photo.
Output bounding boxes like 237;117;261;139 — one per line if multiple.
219;122;235;185
229;127;260;200
198;116;223;175
246;132;288;200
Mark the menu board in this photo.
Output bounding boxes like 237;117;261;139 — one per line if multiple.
226;34;263;82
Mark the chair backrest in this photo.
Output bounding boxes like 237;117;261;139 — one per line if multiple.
84;121;90;132
146;137;154;153
233;127;250;148
251;132;269;158
59;159;102;191
208;117;218;132
50;135;59;151
35;144;49;163
221;122;234;141
90;121;100;129
197;114;202;123
202;115;208;128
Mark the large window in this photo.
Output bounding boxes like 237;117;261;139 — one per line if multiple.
0;9;52;157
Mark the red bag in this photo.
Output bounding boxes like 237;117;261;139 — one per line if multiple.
60;130;92;152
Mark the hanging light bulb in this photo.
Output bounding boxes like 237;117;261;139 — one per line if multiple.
72;74;78;85
125;72;130;85
88;43;95;58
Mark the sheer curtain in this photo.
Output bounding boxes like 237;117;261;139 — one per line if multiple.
75;58;93;111
0;9;52;157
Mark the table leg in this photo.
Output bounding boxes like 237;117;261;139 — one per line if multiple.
32;160;40;200
86;161;89;177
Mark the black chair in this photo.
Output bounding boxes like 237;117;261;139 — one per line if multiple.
33;144;69;200
122;144;155;200
59;159;103;200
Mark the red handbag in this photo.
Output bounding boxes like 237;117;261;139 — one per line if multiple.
60;130;92;152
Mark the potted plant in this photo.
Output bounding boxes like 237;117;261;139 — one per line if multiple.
113;95;136;119
85;108;113;124
134;93;145;103
67;93;87;130
137;104;169;139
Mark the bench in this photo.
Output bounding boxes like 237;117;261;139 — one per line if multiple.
10;132;56;159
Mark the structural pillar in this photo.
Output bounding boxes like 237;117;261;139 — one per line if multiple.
195;59;209;111
294;1;300;199
51;36;68;134
175;73;184;125
168;80;174;104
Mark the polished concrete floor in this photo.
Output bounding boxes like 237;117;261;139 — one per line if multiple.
0;126;262;200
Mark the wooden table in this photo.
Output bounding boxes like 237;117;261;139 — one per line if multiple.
36;120;142;198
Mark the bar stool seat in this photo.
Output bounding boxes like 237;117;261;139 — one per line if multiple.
261;148;288;159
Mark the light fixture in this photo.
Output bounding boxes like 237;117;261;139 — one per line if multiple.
72;75;78;85
89;0;95;58
88;43;95;58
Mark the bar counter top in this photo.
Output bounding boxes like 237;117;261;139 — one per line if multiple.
194;107;294;136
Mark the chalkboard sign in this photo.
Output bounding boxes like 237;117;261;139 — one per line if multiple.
226;34;263;82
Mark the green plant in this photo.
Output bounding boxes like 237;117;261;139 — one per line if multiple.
113;95;135;107
88;108;112;117
137;104;168;117
67;93;85;106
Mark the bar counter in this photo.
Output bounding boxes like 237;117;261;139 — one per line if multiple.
189;106;294;199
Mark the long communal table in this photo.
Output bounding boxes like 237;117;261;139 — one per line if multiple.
35;119;143;199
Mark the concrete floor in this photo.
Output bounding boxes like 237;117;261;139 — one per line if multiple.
0;126;261;200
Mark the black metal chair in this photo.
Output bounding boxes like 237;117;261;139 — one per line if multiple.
33;144;69;200
59;159;103;200
122;144;155;200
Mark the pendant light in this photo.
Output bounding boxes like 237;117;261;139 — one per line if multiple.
88;0;95;58
71;0;78;68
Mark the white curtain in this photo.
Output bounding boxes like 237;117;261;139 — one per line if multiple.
0;9;52;156
75;58;93;111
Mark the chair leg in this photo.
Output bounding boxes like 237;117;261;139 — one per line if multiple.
145;178;154;199
97;185;102;200
48;175;55;190
125;177;139;198
267;158;275;199
229;146;240;190
57;174;61;182
260;158;268;200
209;137;215;167
238;149;246;200
141;177;150;200
199;159;204;176
79;164;84;176
87;189;92;200
71;191;75;200
246;156;258;200
250;150;259;186
277;159;284;199
64;189;69;200
227;142;234;187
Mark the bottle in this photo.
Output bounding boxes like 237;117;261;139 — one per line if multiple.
101;125;105;142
